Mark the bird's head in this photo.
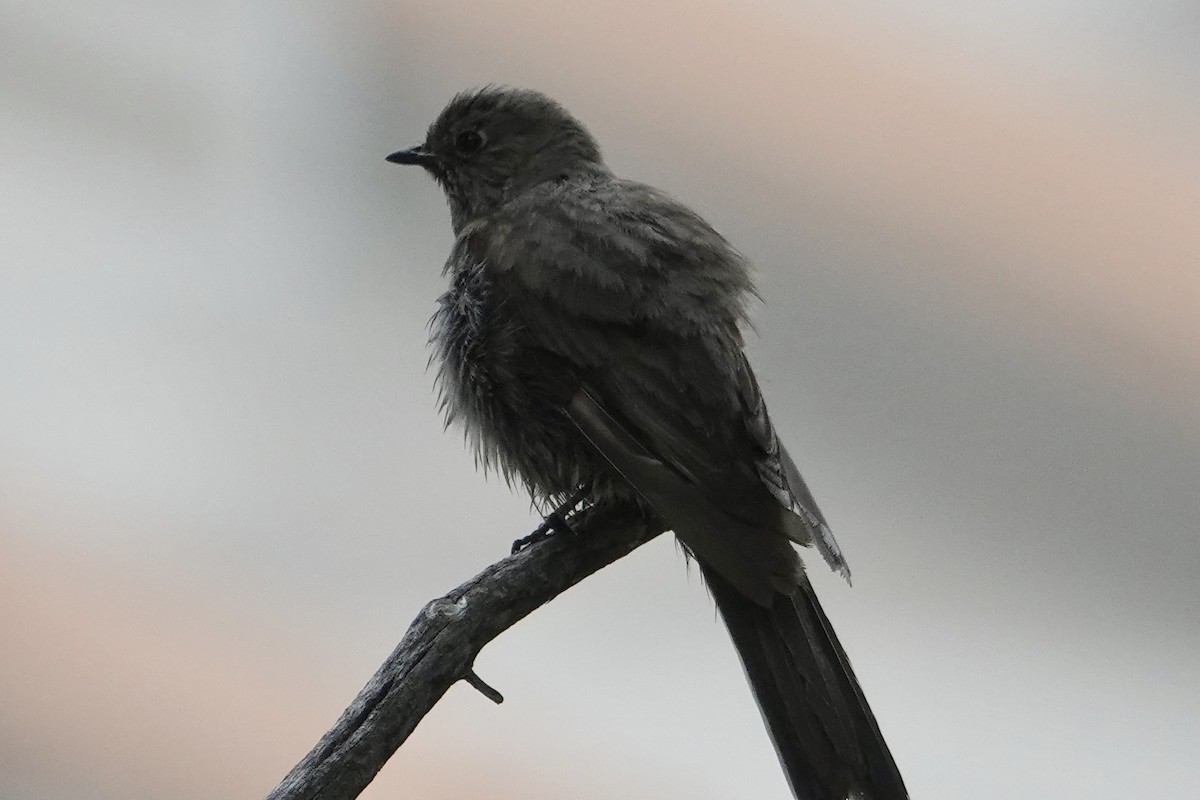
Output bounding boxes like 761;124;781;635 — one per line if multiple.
387;87;605;230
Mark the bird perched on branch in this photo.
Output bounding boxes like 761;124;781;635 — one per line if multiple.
387;86;907;800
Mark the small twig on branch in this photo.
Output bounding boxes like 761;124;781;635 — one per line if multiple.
463;668;504;704
265;502;663;800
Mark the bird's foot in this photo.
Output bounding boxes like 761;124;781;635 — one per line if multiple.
511;489;587;554
510;511;571;554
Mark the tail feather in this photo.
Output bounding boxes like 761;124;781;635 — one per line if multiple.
701;564;908;800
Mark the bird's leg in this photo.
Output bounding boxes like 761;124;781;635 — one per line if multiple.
511;487;588;554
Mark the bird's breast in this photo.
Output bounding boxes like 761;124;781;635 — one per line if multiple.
429;261;598;501
430;261;515;430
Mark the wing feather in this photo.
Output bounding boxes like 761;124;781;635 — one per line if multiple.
462;177;849;594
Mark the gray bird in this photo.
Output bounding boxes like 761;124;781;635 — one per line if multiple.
387;86;907;800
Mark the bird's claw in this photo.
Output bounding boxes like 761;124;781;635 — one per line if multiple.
510;489;587;554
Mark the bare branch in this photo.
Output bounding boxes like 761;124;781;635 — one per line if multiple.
265;503;663;800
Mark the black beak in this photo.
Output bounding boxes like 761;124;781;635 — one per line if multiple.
386;144;436;167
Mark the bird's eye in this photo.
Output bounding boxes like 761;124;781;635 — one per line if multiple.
454;129;485;156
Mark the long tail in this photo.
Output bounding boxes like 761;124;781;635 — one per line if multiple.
701;564;908;800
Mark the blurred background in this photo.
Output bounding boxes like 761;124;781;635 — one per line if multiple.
2;1;1197;798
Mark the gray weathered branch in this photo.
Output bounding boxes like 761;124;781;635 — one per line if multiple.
265;503;663;800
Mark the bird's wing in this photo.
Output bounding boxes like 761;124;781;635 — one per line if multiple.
468;179;849;598
736;353;849;581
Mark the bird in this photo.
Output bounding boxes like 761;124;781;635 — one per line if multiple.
386;86;908;800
